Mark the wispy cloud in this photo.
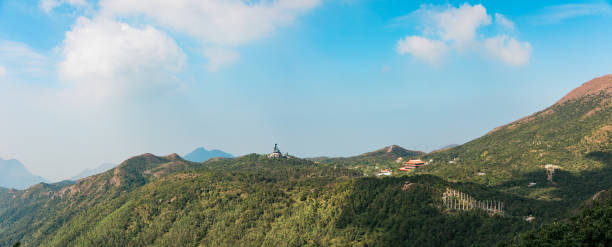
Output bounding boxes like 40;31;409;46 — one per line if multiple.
38;0;89;13
533;1;612;24
484;35;531;66
494;13;515;31
0;40;53;78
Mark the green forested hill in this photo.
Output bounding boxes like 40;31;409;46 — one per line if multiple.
1;75;611;246
417;75;612;208
514;190;612;246
1;153;544;247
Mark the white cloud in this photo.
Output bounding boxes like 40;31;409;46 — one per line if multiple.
0;40;52;77
100;0;320;46
534;2;612;24
97;0;320;69
396;36;448;64
203;47;240;72
60;17;186;99
396;3;530;66
495;13;515;31
419;3;491;48
41;0;320;70
0;66;6;77
484;35;531;66
39;0;87;13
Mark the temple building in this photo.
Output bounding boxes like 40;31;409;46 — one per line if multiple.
400;159;427;171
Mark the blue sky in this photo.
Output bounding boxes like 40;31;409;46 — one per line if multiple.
1;0;612;181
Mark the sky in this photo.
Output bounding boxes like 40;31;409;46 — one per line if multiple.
1;0;612;181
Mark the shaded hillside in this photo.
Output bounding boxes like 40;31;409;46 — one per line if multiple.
1;153;547;247
418;74;612;205
0;158;47;189
514;190;612;246
184;147;233;162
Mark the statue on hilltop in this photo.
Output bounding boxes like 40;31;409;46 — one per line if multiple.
268;143;288;158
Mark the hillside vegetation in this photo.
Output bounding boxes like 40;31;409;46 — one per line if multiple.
415;75;612;213
1;153;547;246
514;190;612;246
1;75;611;246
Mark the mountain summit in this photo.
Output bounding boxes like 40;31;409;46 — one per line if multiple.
490;74;612;133
0;158;47;189
184;147;233;162
556;74;612;105
360;145;425;158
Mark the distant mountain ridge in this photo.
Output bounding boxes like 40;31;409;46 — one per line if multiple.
70;163;116;181
184;147;233;162
0;158;47;189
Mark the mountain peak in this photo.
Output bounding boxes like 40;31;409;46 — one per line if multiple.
556;74;612;105
0;158;47;189
361;145;425;158
122;153;164;165
490;74;612;134
184;147;233;162
386;145;402;153
164;153;182;160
